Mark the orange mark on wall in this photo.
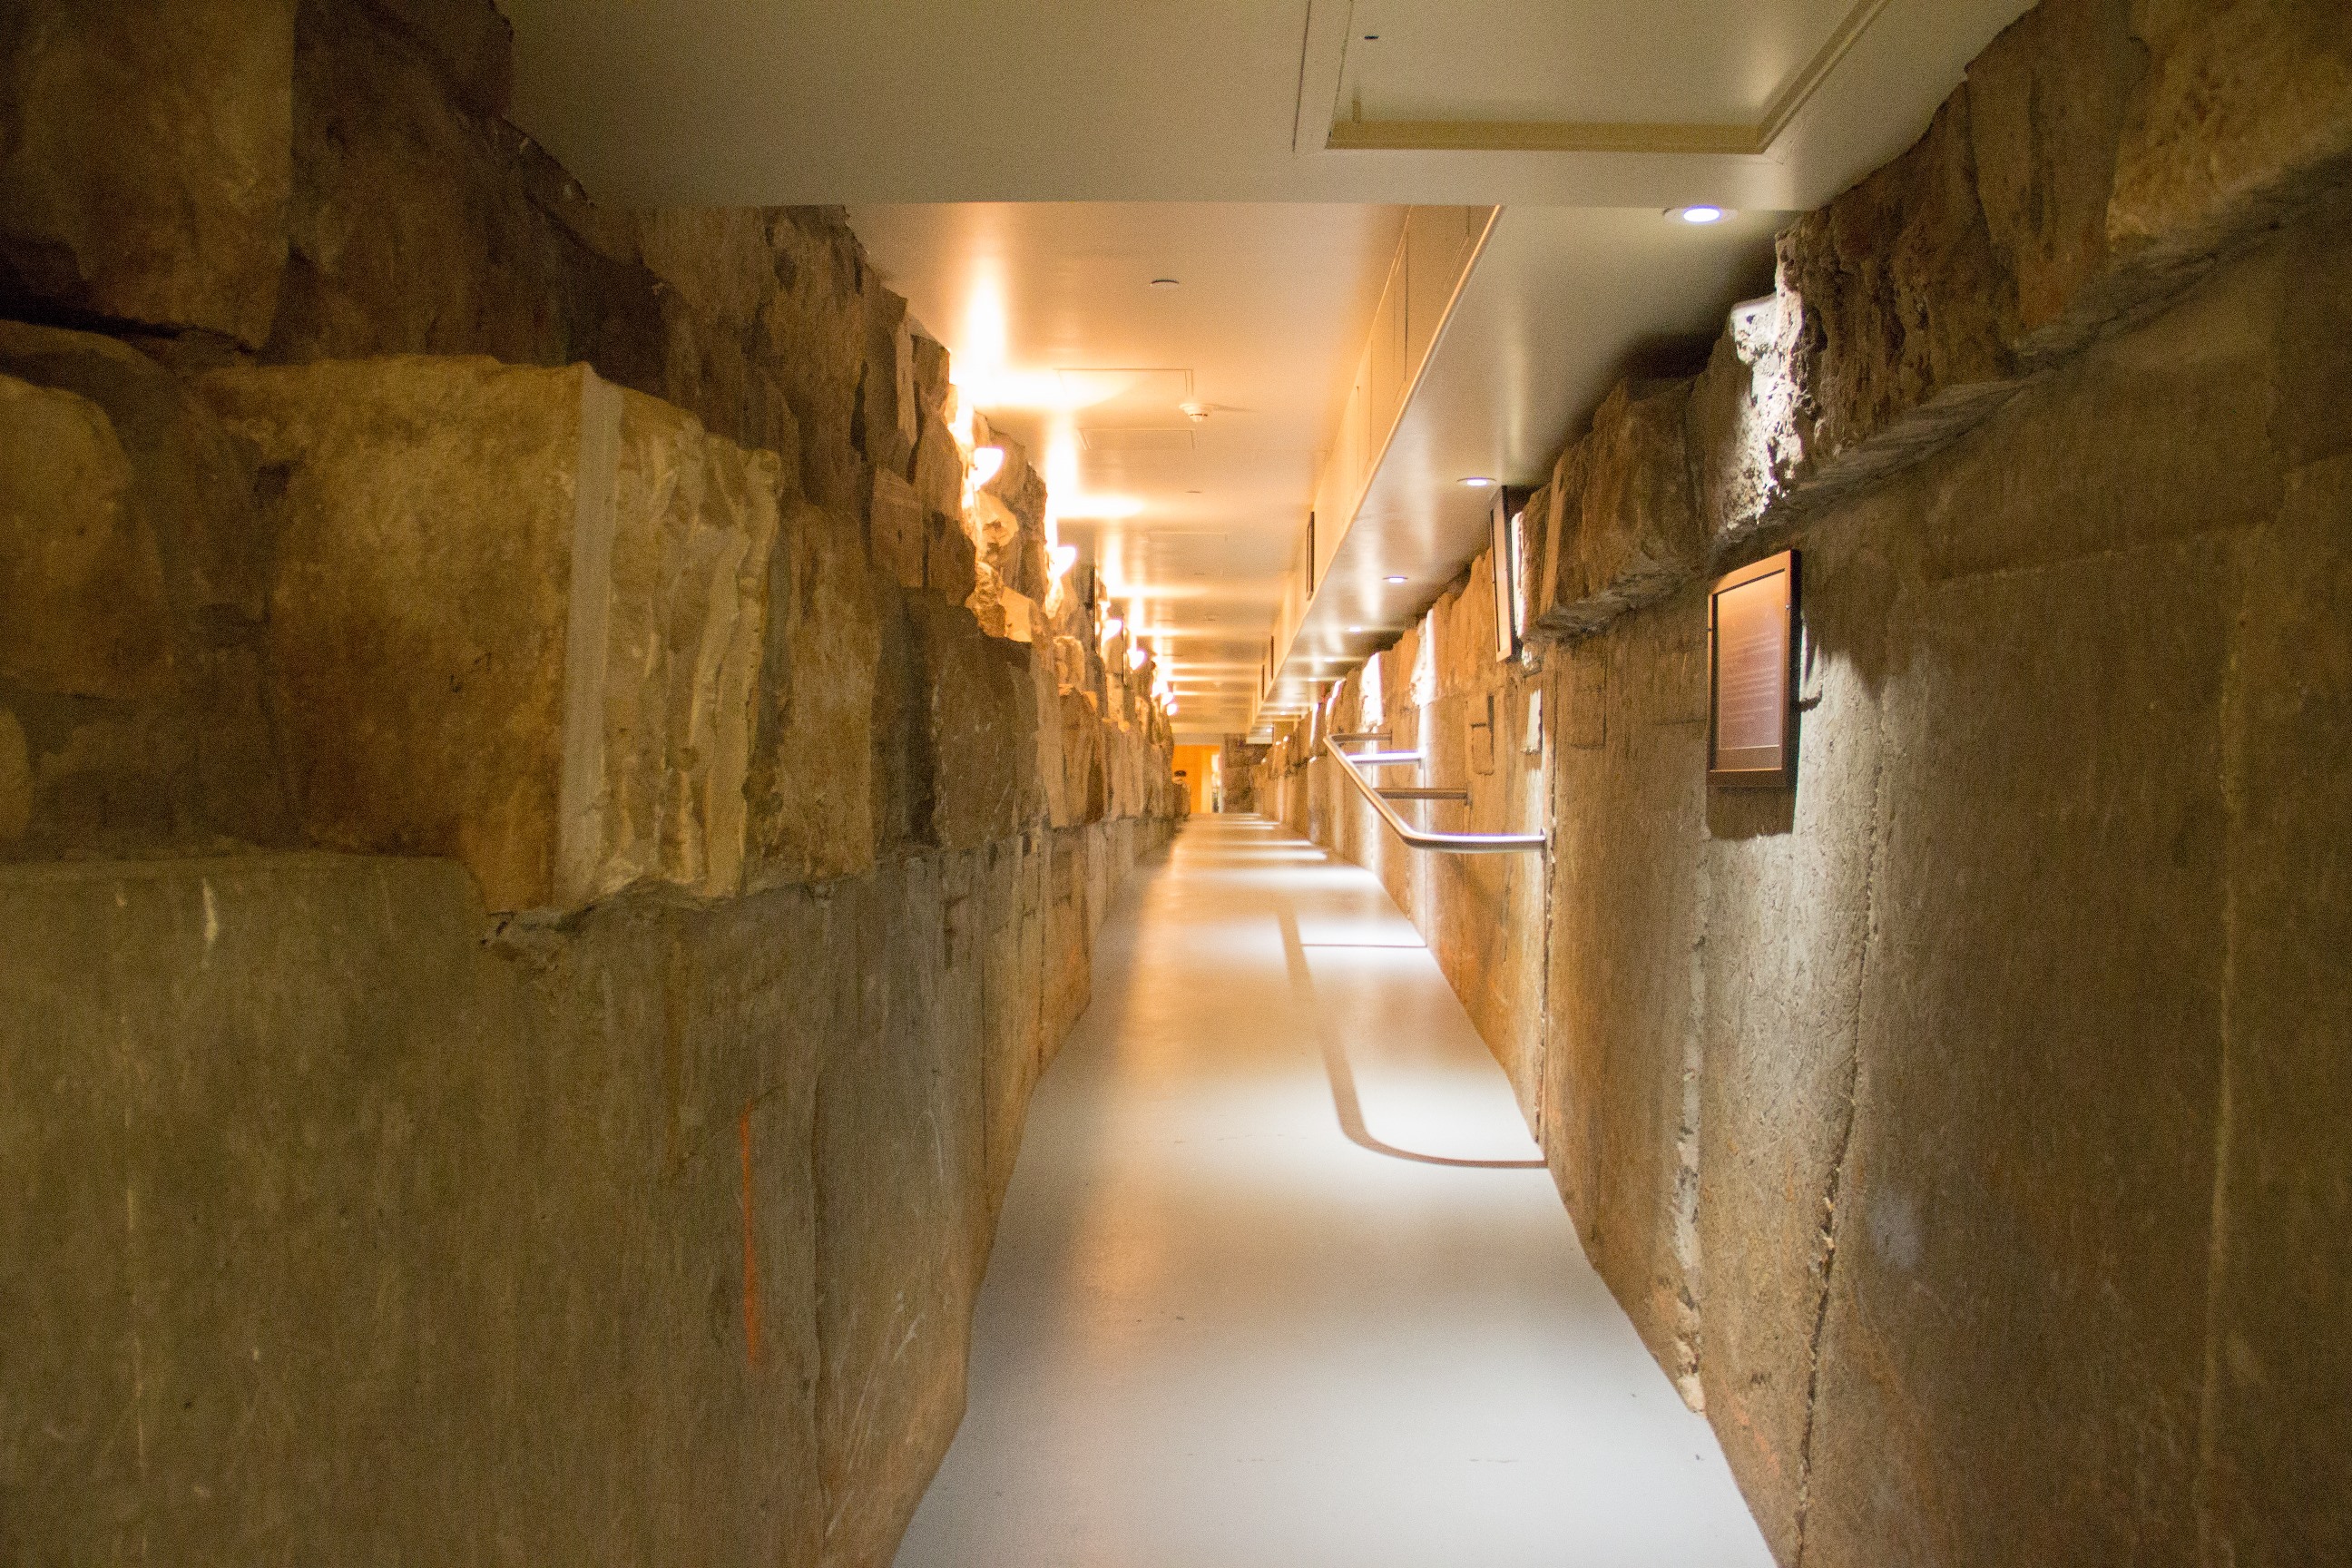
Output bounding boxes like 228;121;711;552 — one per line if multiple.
740;1102;761;1369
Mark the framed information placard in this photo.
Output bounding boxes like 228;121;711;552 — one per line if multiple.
1708;550;1798;788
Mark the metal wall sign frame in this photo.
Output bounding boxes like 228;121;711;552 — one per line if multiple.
1707;548;1799;789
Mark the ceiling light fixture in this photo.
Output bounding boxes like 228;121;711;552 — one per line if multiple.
1385;574;1409;584
1673;205;1731;224
1149;278;1181;289
1458;475;1497;488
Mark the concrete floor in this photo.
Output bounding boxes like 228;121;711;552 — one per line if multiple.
895;816;1773;1567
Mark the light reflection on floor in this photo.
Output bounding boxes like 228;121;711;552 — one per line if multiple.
893;815;1772;1568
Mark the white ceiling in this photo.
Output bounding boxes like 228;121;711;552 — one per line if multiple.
1330;0;1865;129
504;0;2033;211
498;0;2034;739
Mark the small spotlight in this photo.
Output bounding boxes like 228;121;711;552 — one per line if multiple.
1458;475;1497;488
1674;205;1730;224
1385;574;1408;584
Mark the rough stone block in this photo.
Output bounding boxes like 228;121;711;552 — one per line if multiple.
1534;378;1707;638
1808;536;2231;1568
0;324;297;851
745;495;880;887
267;0;664;393
2108;0;2352;264
814;854;986;1568
916;603;1041;851
0;853;830;1564
1778;94;2018;466
202;358;779;913
0;0;295;347
858;285;917;476
367;0;514;118
1692;525;1894;1561
1965;0;2139;348
2198;453;2352;1566
911;409;965;521
1052;689;1107;828
0;710;28;843
1541;599;1709;1396
0;374;172;701
867;466;926;590
1686;294;1822;546
924;506;979;606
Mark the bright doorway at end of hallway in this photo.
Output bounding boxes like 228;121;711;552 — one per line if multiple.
1171;743;1222;814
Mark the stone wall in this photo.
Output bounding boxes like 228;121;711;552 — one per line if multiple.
1259;3;2351;1563
0;2;1177;1563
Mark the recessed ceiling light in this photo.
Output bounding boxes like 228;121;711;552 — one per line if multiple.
1673;205;1731;224
1459;475;1497;488
1385;574;1409;584
1149;278;1181;289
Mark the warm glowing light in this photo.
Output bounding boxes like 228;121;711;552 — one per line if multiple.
971;446;1005;485
1103;616;1125;640
1676;205;1730;224
1049;544;1078;580
1128;644;1150;671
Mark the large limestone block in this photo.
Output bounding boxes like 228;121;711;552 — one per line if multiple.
0;854;829;1563
1687;297;1817;546
1807;534;2233;1568
1535;380;1704;636
745;496;879;887
867;466;926;590
1965;0;2140;348
637;203;917;502
858;286;918;476
1052;688;1107;828
1692;525;1895;1561
368;0;514;117
0;0;295;347
1541;600;1710;1396
0;375;172;701
2204;454;2352;1563
0;324;292;851
814;855;987;1568
975;430;1051;603
2109;0;2352;262
1778;95;2018;466
268;0;664;391
202;358;779;913
917;603;1041;850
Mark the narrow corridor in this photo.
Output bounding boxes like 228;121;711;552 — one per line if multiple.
896;817;1773;1566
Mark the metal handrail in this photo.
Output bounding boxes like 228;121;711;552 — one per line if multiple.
1320;737;1547;855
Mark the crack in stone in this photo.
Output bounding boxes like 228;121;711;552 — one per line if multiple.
1791;688;1887;1567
